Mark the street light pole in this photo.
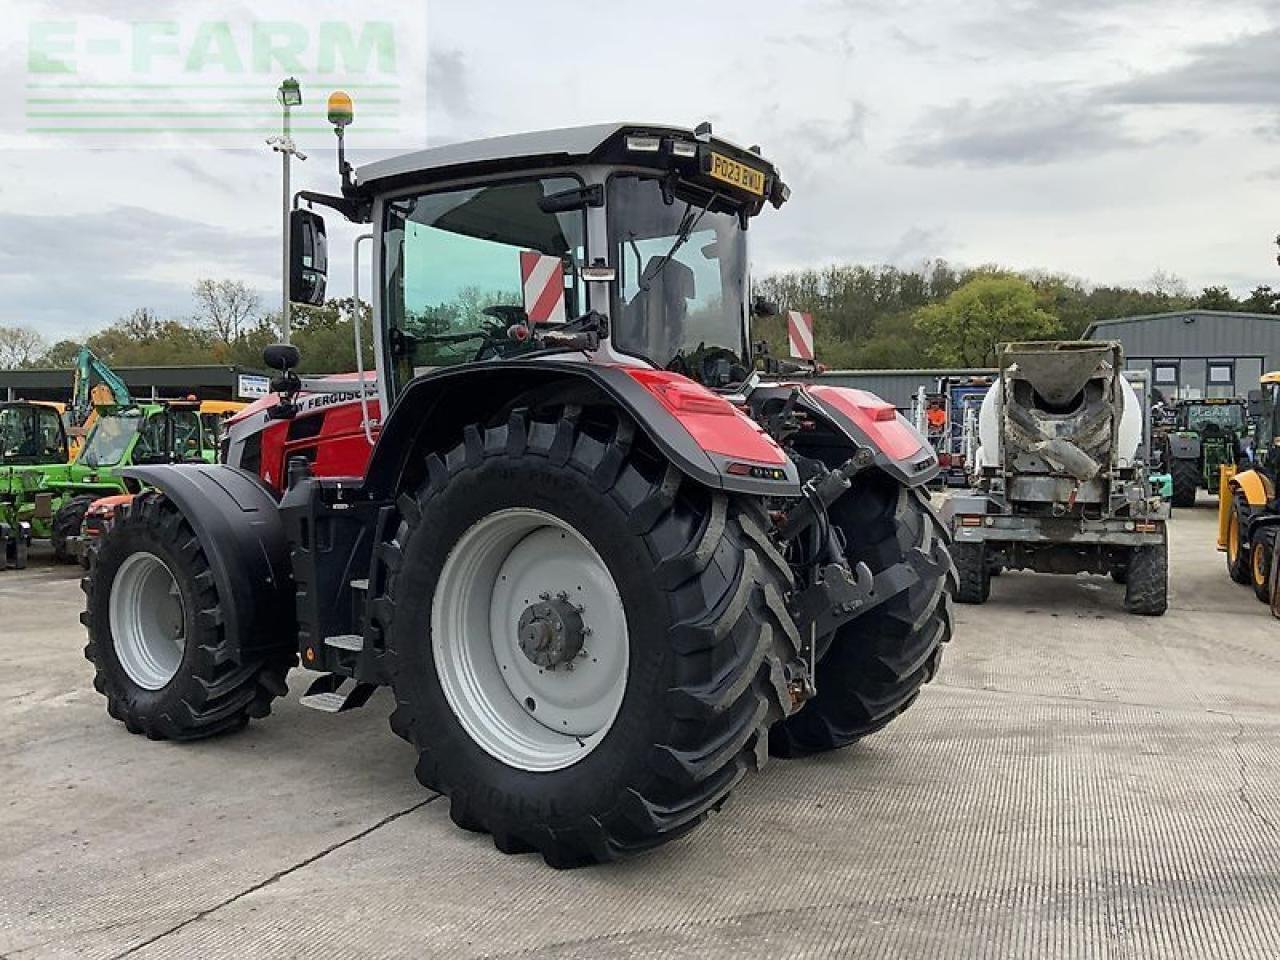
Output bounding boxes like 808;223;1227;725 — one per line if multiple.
268;77;305;343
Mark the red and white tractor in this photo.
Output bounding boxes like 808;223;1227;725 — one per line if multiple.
82;103;954;867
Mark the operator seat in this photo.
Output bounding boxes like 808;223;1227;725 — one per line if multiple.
624;257;696;367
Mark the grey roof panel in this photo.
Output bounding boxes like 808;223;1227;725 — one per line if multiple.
356;123;630;187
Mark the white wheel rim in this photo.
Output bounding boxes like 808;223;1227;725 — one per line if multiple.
432;508;630;772
109;551;186;691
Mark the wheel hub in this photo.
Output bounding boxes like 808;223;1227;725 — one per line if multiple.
517;593;586;669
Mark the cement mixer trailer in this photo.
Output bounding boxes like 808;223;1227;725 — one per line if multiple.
943;341;1169;615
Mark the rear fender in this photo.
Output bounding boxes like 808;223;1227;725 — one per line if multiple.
754;383;938;486
123;464;296;658
1167;433;1201;460
362;362;802;500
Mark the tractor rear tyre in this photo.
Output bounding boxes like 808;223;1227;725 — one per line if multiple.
768;477;952;758
1226;492;1253;585
1252;528;1275;603
1124;540;1168;616
377;410;799;867
51;494;97;564
82;494;294;739
1169;457;1200;509
953;541;991;604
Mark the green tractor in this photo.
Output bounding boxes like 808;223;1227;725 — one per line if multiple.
6;401;219;566
1161;398;1248;508
0;401;73;568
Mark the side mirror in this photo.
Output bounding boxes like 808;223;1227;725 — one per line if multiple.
1248;389;1264;419
289;209;328;306
263;343;301;372
751;296;779;318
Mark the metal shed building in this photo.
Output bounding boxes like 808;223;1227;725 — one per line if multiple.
815;368;994;410
1083;310;1280;400
0;365;269;403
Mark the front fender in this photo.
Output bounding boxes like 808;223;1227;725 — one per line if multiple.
1231;468;1271;509
123;464;295;658
362;361;802;500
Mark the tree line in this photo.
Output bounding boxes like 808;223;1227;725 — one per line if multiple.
2;264;1278;373
753;262;1280;368
0;279;373;375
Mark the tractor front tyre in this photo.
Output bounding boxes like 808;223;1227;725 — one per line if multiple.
82;493;293;740
1252;528;1275;603
51;494;97;564
768;477;953;758
1226;493;1253;585
1124;540;1169;616
953;541;991;604
377;411;799;868
1169;457;1200;509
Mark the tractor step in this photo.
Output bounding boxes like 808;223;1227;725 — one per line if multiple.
324;634;364;651
299;673;377;713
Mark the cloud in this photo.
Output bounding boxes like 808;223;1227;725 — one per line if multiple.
0;206;274;336
426;47;472;119
898;93;1137;167
788;102;868;154
1104;28;1280;105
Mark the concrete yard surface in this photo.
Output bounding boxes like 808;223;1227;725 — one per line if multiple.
2;498;1278;959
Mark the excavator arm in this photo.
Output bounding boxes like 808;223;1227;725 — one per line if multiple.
71;348;132;427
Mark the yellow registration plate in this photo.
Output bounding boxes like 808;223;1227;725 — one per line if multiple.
708;152;766;196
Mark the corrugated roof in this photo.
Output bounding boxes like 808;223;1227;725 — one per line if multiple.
1082;310;1280;340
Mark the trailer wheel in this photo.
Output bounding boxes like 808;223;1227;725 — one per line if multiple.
82;494;293;740
378;411;799;867
1124;538;1168;616
1169;457;1199;508
51;494;97;564
953;542;990;604
768;478;953;758
1226;492;1252;585
1251;528;1274;603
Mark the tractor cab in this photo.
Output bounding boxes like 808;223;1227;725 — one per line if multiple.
77;402;216;469
290;119;789;409
0;402;69;466
1176;397;1247;438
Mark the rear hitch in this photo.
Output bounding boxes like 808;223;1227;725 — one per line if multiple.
775;449;875;544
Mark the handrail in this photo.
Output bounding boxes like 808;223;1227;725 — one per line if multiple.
352;233;375;446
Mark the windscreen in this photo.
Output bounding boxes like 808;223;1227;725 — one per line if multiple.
1185;403;1245;431
0;404;64;464
607;175;749;388
81;411;142;467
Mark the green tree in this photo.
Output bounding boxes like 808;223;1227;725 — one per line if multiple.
1240;285;1280;315
1194;285;1239;311
914;275;1061;367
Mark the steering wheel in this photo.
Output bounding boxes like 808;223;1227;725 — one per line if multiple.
482;305;529;327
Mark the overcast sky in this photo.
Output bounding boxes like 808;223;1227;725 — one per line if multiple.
3;0;1279;341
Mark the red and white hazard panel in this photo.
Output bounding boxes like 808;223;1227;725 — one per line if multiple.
787;310;815;361
520;251;567;325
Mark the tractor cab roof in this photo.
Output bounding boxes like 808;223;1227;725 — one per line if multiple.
354;122;788;213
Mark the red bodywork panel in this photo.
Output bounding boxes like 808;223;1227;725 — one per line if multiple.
625;368;787;466
257;399;381;493
805;385;925;461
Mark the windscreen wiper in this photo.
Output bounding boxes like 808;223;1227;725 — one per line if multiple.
637;190;722;292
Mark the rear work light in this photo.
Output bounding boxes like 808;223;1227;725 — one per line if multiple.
626;135;662;152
